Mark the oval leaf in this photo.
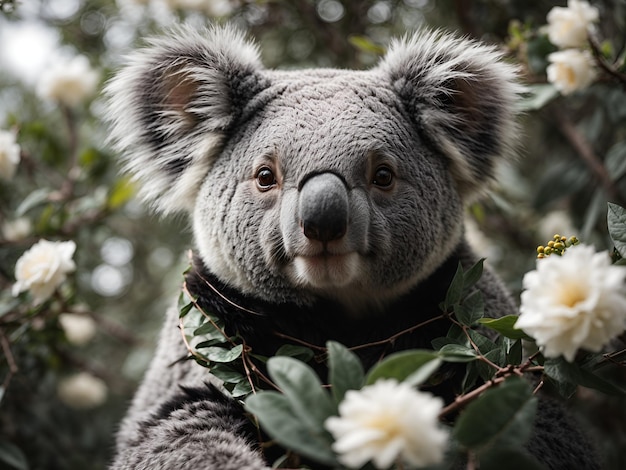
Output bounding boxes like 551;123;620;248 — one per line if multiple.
366;349;441;385
454;377;537;451
327;341;364;403
267;356;336;430
438;344;478;363
478;315;532;340
608;202;626;257
245;392;337;465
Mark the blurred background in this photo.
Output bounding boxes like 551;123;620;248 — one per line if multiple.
0;0;625;468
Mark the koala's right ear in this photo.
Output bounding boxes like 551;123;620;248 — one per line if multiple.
105;25;265;214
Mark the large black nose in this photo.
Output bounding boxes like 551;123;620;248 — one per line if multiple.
298;173;349;243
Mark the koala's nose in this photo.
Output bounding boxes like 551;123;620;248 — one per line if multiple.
298;172;349;243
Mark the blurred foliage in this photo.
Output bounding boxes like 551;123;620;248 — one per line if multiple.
0;0;625;469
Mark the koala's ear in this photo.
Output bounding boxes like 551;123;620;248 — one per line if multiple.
105;25;265;214
378;30;523;201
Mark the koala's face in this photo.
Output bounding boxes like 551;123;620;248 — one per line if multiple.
106;26;520;313
193;72;463;309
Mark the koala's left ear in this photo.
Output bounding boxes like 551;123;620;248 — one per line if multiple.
378;30;524;201
105;25;266;214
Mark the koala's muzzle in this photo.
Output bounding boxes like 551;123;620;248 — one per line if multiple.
298;173;349;243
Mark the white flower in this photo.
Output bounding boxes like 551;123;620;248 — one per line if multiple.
547;49;596;95
37;55;99;107
57;372;108;409
546;0;599;48
0;129;20;180
59;313;97;346
2;217;32;242
325;379;448;469
12;239;77;304
515;245;626;362
538;210;577;242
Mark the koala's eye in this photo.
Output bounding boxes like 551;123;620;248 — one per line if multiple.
256;166;277;190
372;166;394;188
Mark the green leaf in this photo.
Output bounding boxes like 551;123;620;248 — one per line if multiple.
327;341;364;403
454;377;537;451
200;345;243;363
607;202;626;257
365;349;441;386
0;440;29;470
348;35;386;55
107;176;136;209
267;356;336;430
209;365;245;384
518;84;559;111
245;392;337;465
275;344;315;363
231;380;253;398
438;344;478;363
462;259;485;292
15;188;51;216
443;263;465;310
454;290;484;326
605;142;626;182
544;358;624;396
477;349;504;382
478;315;532;340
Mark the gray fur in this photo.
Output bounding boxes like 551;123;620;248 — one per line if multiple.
106;25;595;470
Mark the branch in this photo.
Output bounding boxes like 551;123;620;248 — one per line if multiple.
551;108;625;206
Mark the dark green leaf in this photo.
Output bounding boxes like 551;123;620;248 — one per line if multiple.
245;392;337;465
454;290;485;326
477;349;504;382
454;377;537;451
275;344;315;363
231;380;253;398
0;440;29;470
443;262;465;310
504;338;523;365
327;341;364;403
438;344;478;363
605;142;626;182
365;349;441;386
544;358;624;396
267;356;336;430
467;329;497;354
478;315;532;340
462;259;485;292
210;365;245;384
607;202;626;257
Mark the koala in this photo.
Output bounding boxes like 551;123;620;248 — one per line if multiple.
105;25;598;470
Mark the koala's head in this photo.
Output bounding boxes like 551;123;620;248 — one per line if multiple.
105;25;521;313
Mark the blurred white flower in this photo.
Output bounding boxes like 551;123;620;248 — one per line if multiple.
0;129;20;180
546;0;599;48
325;379;447;469
2;217;31;242
12;239;77;304
58;372;108;409
164;0;233;16
538;210;577;242
37;55;99;107
547;49;596;95
516;245;626;362
59;313;97;346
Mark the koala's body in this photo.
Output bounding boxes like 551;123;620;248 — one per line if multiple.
106;26;598;470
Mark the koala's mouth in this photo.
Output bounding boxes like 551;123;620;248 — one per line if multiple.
290;252;361;288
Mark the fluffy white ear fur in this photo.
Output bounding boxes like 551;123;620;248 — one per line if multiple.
104;24;263;214
378;30;524;201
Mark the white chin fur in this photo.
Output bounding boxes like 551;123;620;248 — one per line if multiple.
291;252;361;288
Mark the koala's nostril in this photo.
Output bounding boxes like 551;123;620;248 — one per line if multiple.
298;173;349;243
